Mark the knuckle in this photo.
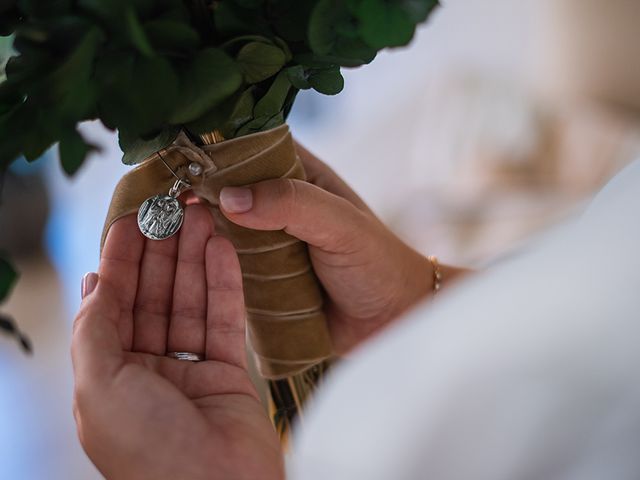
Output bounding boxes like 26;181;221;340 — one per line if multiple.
71;311;87;346
270;178;299;224
284;178;304;211
278;178;298;206
332;206;375;250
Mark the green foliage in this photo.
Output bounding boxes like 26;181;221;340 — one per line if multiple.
0;0;439;168
0;313;32;353
0;255;17;302
120;126;180;166
237;41;286;84
0;255;29;353
0;35;11;81
59;128;96;175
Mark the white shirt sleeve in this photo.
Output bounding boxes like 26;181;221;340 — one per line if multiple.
288;161;640;480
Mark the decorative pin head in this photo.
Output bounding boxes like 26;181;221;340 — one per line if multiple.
188;162;203;176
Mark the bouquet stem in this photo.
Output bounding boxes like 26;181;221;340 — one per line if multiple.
200;128;331;444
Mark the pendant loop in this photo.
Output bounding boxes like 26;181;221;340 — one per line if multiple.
169;178;191;198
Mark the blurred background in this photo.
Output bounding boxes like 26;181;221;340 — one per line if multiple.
2;0;640;478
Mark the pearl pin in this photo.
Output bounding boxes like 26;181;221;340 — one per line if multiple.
188;162;203;176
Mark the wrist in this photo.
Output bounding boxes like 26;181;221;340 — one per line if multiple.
393;252;468;319
385;251;433;322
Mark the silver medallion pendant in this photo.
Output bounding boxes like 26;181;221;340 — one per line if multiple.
138;178;190;241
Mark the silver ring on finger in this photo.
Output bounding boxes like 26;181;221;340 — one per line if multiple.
167;352;205;362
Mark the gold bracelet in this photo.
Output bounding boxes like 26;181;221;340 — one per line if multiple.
427;255;442;294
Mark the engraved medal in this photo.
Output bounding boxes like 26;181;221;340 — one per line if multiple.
138;178;190;241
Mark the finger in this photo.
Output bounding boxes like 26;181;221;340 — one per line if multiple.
99;215;145;350
72;276;125;388
205;235;247;368
294;142;373;214
167;205;214;354
132;234;179;355
180;191;204;206
293;142;329;183
220;179;373;251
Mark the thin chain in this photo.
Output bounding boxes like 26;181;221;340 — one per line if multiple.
427;256;442;294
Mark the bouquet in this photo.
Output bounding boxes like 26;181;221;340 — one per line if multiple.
0;0;439;438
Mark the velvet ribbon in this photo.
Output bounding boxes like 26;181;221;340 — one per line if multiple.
101;125;333;379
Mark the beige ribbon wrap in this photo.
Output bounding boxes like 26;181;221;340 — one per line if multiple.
101;125;333;379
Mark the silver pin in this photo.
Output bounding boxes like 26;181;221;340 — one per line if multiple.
137;153;191;241
188;162;203;176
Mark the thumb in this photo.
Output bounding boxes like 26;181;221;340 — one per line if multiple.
219;179;372;250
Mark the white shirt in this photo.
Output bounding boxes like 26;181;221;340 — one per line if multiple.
289;161;640;480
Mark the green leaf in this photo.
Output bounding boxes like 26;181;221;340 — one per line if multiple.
132;55;179;132
183;96;236;135
222;87;256;137
0;0;17;14
59;128;93;175
143;19;200;54
308;66;344;95
399;0;440;23
0;255;17;301
183;85;254;138
307;0;377;66
253;70;292;118
0;101;56;163
96;53;179;136
308;0;350;55
77;0;126;19
119;127;180;165
184;0;217;42
229;71;292;137
272;36;292;63
157;4;191;23
0;313;32;354
214;1;271;38
0;35;12;81
236;111;284;137
0;106;26;167
286;65;310;90
22;110;57;162
57;80;97;124
293;51;375;68
233;0;263;8
16;0;72;17
0;7;21;36
27;27;101;118
95;52;136;130
352;0;415;49
130;0;156;19
0;81;23;115
268;0;316;43
5;54;41;87
237;41;286;84
125;6;154;56
169;48;242;124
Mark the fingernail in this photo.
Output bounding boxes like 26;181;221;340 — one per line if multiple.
220;187;253;213
81;273;99;299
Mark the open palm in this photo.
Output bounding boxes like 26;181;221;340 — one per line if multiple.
72;206;283;480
